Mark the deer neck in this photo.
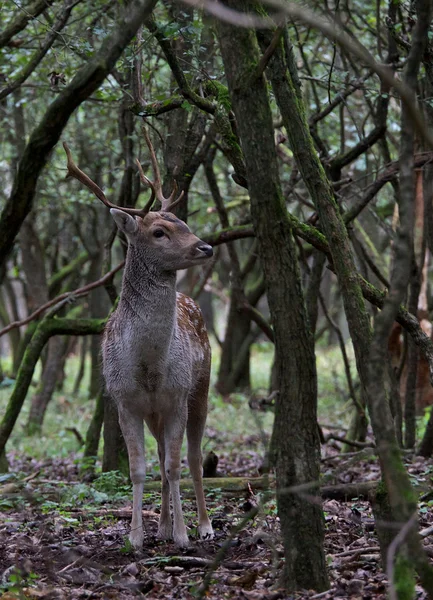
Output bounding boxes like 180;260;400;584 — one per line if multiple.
118;245;177;353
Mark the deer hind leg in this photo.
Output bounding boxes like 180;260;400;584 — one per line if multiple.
118;407;146;550
163;410;189;547
156;440;172;539
186;400;214;541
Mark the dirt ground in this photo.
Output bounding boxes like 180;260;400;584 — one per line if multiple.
1;443;433;600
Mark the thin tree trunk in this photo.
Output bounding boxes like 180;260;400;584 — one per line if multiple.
26;335;69;434
102;394;129;475
2;279;22;376
73;336;88;395
83;388;105;471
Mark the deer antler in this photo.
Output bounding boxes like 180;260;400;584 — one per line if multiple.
138;126;185;213
63;142;152;218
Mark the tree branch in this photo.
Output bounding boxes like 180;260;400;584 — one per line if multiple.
0;0;56;49
0;0;77;102
0;261;124;338
0;0;158;278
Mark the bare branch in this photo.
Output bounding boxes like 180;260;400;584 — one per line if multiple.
344;152;433;224
0;261;124;338
140;126;185;212
256;26;284;78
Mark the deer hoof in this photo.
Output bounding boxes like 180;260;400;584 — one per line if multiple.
157;522;172;541
198;522;214;541
173;531;190;547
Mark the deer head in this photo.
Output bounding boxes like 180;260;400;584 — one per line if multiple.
63;127;212;271
110;209;213;271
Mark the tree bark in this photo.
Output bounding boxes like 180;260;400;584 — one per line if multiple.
26;334;69;434
257;9;433;592
217;5;329;591
83;388;105;471
102;393;129;475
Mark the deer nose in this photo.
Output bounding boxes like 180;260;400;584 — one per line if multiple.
197;243;213;257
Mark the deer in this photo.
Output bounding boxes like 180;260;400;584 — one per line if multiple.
63;131;214;549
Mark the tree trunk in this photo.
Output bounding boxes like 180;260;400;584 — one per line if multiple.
217;301;252;394
102;393;128;475
1;278;22;376
26;335;69;434
73;336;88;395
258;11;433;592
217;6;329;591
82;389;105;472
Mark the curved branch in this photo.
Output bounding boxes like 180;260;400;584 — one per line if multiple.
203;225;255;246
0;315;106;456
129;95;184;117
344;152;433;224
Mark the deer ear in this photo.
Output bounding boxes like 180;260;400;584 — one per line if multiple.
110;209;138;235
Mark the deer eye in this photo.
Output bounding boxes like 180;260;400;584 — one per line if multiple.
153;229;165;238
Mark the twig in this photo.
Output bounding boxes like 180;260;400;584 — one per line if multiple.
65;427;84;446
318;291;363;415
197;504;260;598
68;508;159;518
419;525;433;538
240;302;274;343
325;435;375;449
332;545;380;558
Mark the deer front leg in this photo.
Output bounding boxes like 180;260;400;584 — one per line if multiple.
164;412;189;547
118;408;146;550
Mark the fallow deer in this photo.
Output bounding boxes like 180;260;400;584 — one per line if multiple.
63;133;214;548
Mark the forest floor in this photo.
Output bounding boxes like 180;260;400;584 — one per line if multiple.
2;434;433;600
2;344;433;598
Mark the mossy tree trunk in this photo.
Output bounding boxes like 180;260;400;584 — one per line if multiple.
102;393;129;476
82;388;105;473
258;10;433;592
0;279;22;377
217;4;329;592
